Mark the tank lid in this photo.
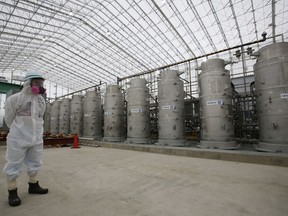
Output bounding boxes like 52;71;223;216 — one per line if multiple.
106;85;121;92
256;42;288;61
130;78;147;87
201;59;225;72
160;70;180;80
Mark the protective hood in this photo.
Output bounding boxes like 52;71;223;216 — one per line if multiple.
22;80;33;95
22;79;46;95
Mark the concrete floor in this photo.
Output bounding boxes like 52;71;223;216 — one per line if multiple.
1;145;288;216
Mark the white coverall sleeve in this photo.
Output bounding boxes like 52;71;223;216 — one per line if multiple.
4;96;17;128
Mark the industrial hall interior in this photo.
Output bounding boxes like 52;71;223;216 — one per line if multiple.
0;0;288;215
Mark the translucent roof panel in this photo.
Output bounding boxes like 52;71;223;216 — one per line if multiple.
0;0;287;93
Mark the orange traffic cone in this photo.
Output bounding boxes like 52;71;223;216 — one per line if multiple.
71;133;80;149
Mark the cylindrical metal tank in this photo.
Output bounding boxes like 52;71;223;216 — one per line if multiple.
103;85;124;142
253;42;288;152
158;70;186;146
127;78;150;144
198;58;238;149
50;100;61;135
59;98;71;135
70;95;83;136
83;90;102;139
43;102;51;133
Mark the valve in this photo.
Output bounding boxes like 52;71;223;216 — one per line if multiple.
262;31;267;40
234;49;241;58
246;47;254;55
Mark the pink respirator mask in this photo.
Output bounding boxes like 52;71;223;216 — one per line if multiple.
31;80;46;95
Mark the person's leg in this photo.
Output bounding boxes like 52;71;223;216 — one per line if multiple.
24;144;48;194
3;140;26;207
24;143;43;180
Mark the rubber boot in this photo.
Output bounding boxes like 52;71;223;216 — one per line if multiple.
8;188;21;207
28;181;48;194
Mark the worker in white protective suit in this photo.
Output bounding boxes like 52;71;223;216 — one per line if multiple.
3;72;48;207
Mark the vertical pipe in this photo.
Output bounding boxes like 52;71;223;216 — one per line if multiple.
272;0;276;43
55;84;57;99
11;70;14;83
241;47;247;94
189;61;192;98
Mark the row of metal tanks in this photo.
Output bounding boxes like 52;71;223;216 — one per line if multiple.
44;42;288;153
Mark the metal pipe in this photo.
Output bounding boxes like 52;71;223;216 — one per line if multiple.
55;82;102;100
189;61;192;99
272;0;276;43
118;32;267;81
240;46;247;93
265;34;284;42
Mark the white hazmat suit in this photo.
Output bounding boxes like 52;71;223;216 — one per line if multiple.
3;79;46;182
